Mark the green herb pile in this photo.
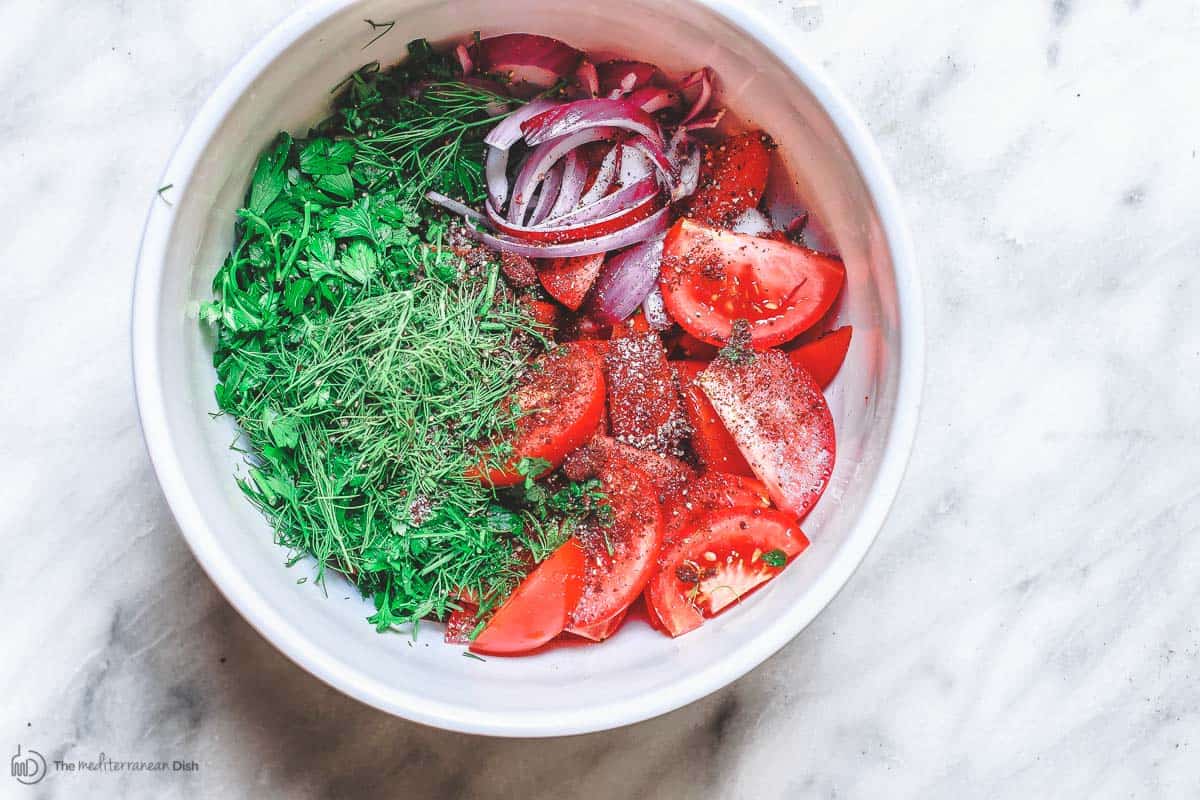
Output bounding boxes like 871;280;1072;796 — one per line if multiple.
201;40;603;631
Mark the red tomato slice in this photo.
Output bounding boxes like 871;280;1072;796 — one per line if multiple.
787;326;852;388
675;361;754;477
468;343;606;487
568;607;628;642
520;297;561;333
470;538;587;655
684;131;772;226
608;310;652;339
604;330;687;456
444;605;479;645
537;253;606;311
566;459;664;633
660;470;771;550
564;434;696;500
698;351;835;517
659;218;846;348
672;331;718;361
646;508;808;637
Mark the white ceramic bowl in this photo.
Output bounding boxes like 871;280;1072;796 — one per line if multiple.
133;0;922;737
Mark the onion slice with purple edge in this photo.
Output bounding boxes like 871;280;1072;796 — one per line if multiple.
598;61;658;96
684;107;726;131
627;86;681;114
641;284;673;330
455;43;474;76
527;162;564;225
508;126;622;223
680;67;713;124
522;98;666;148
425;190;487;224
463;206;673;259
486;191;662;244
548;150;588;219
471;34;583;90
549;174;659;226
483;98;560;209
589;233;667;323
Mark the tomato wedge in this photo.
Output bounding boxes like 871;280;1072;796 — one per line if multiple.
698;350;835;517
564;434;696;500
538;253;605;311
569;607;628;642
471;538;587;655
646;508;809;637
520;296;561;333
604;331;687;455
684;131;772;226
675;361;753;477
660;470;771;549
787;326;852;388
659;218;846;348
566;458;664;634
444;605;478;644
468;343;605;487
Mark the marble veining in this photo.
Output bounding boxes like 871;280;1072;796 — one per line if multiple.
3;0;1199;797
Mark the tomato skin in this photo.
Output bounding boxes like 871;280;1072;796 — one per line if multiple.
566;459;665;633
604;331;687;456
564;434;696;500
471;538;587;655
684;131;772;226
659;218;846;349
538;254;606;311
468;343;606;487
660;470;771;552
787;326;852;388
568;607;628;642
646;508;808;638
674;361;754;477
698;351;836;518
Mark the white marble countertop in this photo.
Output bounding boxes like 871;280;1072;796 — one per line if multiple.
4;1;1199;797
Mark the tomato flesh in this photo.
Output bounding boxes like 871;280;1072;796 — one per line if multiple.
787;326;852;388
660;470;771;551
685;131;772;226
471;538;587;655
698;350;835;517
646;508;808;637
604;330;687;456
569;607;628;642
660;218;846;348
444;605;478;645
469;343;606;486
538;254;606;311
675;361;754;477
566;459;664;633
565;434;696;500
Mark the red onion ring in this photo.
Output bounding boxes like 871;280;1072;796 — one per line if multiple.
548;150;588;219
425;190;487;224
598;61;658;96
527;162;564;226
483;98;560;210
575;60;600;98
680;67;713;124
472;34;583;90
641;284;673;330
627;86;681;114
455;43;474;76
508;126;622;223
589;234;667;323
463;206;673;259
554;175;660;226
487;193;663;244
684;107;726;130
522;98;666;148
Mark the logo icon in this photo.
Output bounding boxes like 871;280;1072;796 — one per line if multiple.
10;746;46;785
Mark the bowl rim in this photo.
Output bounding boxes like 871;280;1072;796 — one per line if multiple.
132;0;924;737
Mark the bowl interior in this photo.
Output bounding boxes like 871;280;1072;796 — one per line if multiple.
137;0;913;735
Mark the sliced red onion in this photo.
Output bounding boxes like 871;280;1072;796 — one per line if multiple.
641;285;673;330
425;190;487;224
627;86;681;114
557;175;659;227
575;59;599;98
625;136;676;186
671;140;701;202
589;234;667;323
483;98;560;210
487;192;662;243
455;43;474;76
578;143;619;206
684;107;726;130
680;67;713;124
527;162;564;225
548;150;588;219
732;208;773;236
472;34;583;90
522;98;665;148
463;206;673;259
597;60;657;96
508;126;621;223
